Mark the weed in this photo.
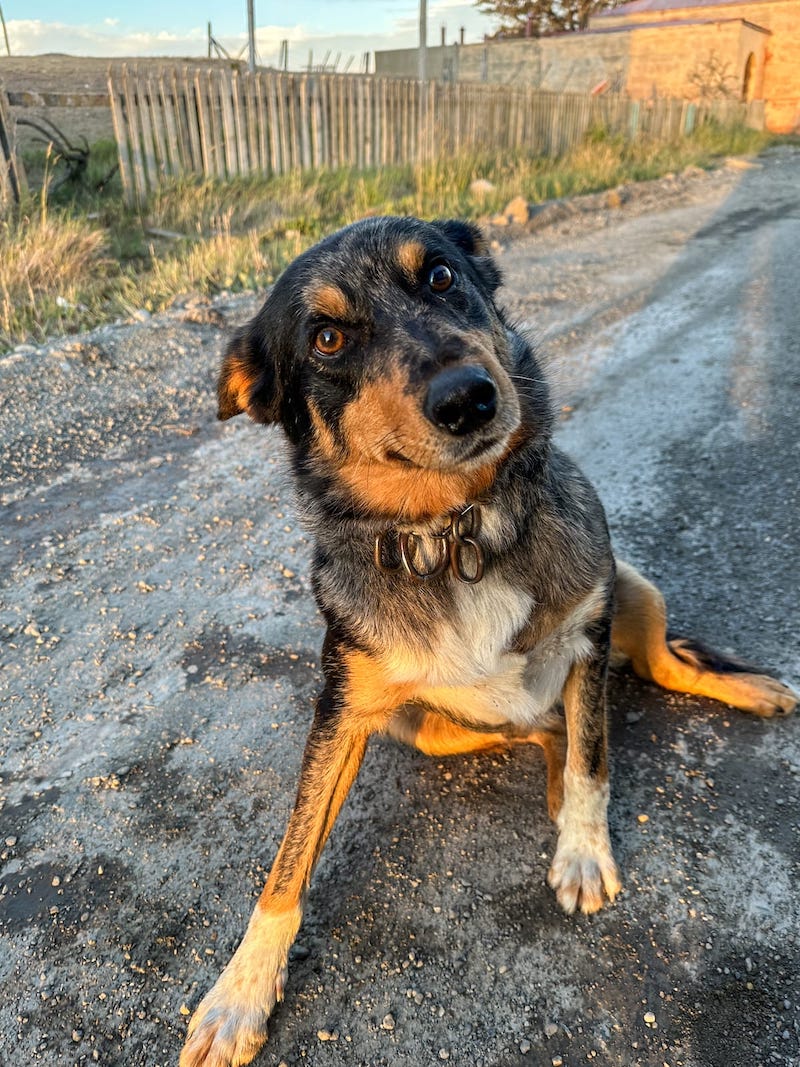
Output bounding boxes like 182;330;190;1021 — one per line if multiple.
0;123;779;349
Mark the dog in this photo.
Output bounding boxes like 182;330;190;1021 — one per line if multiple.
180;216;797;1067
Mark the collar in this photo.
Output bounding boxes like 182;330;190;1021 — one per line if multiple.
373;503;486;584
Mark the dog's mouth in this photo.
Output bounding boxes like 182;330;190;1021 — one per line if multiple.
384;431;506;470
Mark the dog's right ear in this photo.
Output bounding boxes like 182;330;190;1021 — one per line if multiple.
217;323;280;424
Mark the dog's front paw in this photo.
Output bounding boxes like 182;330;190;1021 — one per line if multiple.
547;830;621;915
181;906;301;1067
180;958;285;1067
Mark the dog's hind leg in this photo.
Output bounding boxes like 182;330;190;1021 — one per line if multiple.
385;708;567;822
611;560;797;717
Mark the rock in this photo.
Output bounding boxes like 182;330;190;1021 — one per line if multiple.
381;1013;395;1031
724;156;762;170
503;195;530;225
606;189;623;209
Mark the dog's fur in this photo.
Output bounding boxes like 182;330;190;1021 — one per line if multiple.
181;216;797;1067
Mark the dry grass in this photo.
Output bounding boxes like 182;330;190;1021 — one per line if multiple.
1;122;776;349
0;209;116;345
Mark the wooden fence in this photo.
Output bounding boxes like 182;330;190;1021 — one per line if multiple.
0;88;27;208
108;64;760;206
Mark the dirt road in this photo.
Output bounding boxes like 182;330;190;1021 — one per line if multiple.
1;148;799;1067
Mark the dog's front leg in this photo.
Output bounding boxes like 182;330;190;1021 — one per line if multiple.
180;688;372;1067
547;614;622;915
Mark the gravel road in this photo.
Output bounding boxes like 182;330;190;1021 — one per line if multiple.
1;147;799;1067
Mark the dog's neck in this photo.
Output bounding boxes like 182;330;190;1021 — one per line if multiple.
373;503;486;584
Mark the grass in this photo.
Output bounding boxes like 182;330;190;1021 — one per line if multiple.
0;122;778;350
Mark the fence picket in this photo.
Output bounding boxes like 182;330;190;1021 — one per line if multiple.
106;72;134;205
107;67;755;204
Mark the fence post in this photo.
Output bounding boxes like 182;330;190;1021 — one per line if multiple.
0;87;27;209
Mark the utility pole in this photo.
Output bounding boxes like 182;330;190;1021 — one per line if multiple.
418;0;427;83
0;3;11;57
246;0;256;73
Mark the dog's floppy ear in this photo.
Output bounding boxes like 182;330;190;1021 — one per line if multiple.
217;323;281;424
432;219;501;294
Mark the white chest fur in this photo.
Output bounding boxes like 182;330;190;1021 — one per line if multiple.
382;576;604;730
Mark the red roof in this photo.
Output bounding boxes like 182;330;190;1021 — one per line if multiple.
596;0;773;16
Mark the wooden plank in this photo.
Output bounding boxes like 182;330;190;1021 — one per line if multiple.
106;70;135;206
254;72;269;174
121;65;148;203
323;75;336;169
0;89;27;206
193;68;214;178
162;68;185;174
231;69;249;174
6;89;109;107
207;69;226;178
358;77;366;168
265;73;282;175
338;76;347;168
218;68;238;176
133;68;158;190
180;67;203;173
277;74;292;173
147;73;170;178
284;74;297;170
322;75;332;168
309;76;321;168
298;75;312;169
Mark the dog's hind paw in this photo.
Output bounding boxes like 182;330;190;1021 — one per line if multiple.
666;638;798;718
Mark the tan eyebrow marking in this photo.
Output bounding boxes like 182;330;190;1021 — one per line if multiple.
307;283;351;320
396;239;426;278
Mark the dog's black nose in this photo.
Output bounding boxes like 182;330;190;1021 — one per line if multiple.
424;365;497;436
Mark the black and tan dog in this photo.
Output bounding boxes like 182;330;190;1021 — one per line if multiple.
181;216;797;1067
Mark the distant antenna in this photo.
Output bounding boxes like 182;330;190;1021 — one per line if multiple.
0;3;11;57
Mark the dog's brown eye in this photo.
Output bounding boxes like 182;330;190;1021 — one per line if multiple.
314;326;346;356
429;263;454;293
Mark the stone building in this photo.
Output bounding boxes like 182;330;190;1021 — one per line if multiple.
374;0;800;132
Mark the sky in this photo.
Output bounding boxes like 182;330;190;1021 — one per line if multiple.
1;1;496;67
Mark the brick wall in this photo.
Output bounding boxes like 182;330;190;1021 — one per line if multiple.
374;0;798;131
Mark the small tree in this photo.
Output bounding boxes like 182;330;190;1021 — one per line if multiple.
475;0;624;36
687;50;738;101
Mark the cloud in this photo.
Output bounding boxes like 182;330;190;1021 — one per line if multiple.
5;4;489;62
8;18;208;57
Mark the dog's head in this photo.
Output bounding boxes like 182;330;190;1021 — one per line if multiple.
219;216;551;521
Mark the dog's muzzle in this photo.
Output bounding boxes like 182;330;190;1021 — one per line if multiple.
424;365;497;436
